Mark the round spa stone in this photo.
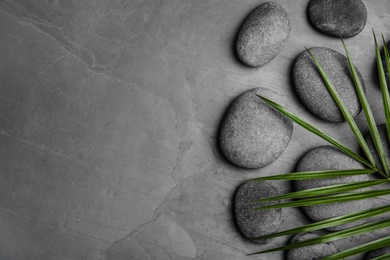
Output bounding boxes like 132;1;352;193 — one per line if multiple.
365;246;390;259
365;124;390;174
293;47;364;122
235;2;291;67
308;0;367;38
286;233;341;260
234;181;281;244
219;87;293;168
295;146;373;231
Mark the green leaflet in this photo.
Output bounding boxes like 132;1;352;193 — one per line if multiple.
251;179;386;203
257;96;373;169
249;168;375;181
253;205;390;240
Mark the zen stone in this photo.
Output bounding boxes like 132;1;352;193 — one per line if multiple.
219;87;293;168
365;124;390;174
308;0;367;38
293;47;364;122
234;181;281;244
235;2;290;67
365;246;390;259
295;146;373;231
286;232;341;260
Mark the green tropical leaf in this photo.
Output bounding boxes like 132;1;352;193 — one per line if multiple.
248;35;390;259
255;189;390;210
249;168;375;181
254;204;390;240
371;252;390;260
381;33;390;146
251;218;390;255
306;48;377;168
257;96;374;169
322;236;390;260
251;179;386;203
343;37;389;177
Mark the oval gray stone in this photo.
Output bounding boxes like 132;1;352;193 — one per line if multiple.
308;0;367;38
295;146;373;231
365;124;390;174
365;246;390;259
286;232;341;260
293;47;365;122
219;87;293;168
235;2;291;67
234;181;281;244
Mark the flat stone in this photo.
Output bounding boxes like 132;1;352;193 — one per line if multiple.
365;124;390;174
235;2;291;67
308;0;367;38
365;246;390;259
293;47;364;122
234;181;281;244
219;87;293;168
286;232;341;260
295;146;373;231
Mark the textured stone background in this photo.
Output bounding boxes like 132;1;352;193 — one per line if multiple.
0;0;390;259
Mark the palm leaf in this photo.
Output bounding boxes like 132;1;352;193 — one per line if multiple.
254;204;390;240
251;179;386;203
371;252;390;260
251;218;390;255
322;236;390;260
343;37;389;177
258;96;373;169
381;33;390;146
248;36;390;259
249;168;375;181
255;189;390;210
306;48;377;168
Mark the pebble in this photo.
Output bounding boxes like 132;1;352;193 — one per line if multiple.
308;0;367;38
219;87;293;168
365;124;390;174
365;246;390;259
234;181;281;244
286;232;341;260
293;47;364;122
295;146;373;231
235;2;290;67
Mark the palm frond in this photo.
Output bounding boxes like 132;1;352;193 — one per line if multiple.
381;33;390;146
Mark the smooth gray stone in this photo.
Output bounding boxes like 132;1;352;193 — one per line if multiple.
286;232;341;260
308;0;367;38
295;146;373;231
365;246;390;259
234;181;281;244
235;2;290;67
365;124;390;174
219;87;293;168
293;47;364;122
